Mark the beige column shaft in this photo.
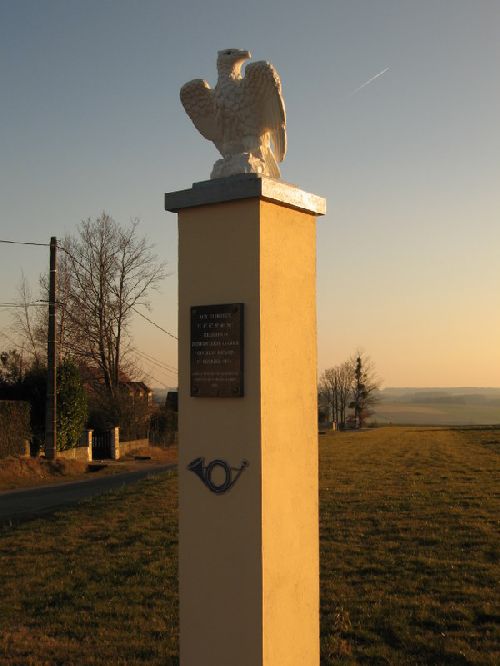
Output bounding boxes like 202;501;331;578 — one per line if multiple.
171;176;324;666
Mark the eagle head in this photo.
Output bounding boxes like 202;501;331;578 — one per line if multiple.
217;48;251;76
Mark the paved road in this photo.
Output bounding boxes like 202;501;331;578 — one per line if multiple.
0;464;175;525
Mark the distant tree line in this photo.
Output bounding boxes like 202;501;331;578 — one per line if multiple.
318;352;381;429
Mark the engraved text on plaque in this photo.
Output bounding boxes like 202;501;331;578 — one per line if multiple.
190;303;244;397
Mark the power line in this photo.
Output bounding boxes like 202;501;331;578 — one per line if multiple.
136;354;177;376
0;329;21;347
134;359;174;389
138;362;177;383
142;369;171;389
132;307;178;340
135;347;177;372
58;244;179;341
56;244;92;275
0;302;50;308
135;349;178;375
0;239;50;247
0;238;179;351
0;301;26;305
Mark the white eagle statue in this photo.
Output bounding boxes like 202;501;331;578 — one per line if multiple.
180;49;287;179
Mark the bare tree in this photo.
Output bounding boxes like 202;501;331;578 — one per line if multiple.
320;351;382;429
36;245;94;364
11;257;89;366
4;214;165;441
18;215;166;396
319;359;354;428
60;213;167;397
11;275;42;366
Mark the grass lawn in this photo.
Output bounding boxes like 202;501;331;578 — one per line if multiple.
0;427;498;664
320;427;499;664
0;470;179;665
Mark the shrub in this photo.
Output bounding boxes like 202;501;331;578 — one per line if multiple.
16;362;87;452
0;400;31;458
57;361;87;451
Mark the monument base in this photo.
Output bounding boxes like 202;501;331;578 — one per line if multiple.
166;174;326;666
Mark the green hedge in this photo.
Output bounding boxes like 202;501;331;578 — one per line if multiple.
0;400;31;458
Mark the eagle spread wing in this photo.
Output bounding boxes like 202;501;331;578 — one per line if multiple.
244;61;287;162
180;79;222;151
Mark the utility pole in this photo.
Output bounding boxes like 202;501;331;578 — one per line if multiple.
45;236;57;460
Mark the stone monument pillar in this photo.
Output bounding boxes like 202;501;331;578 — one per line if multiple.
166;173;326;666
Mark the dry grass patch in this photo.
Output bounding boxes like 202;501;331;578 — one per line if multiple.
0;469;178;665
0;428;498;664
0;457;89;492
0;445;178;492
320;426;499;664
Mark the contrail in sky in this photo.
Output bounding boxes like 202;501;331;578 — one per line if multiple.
349;67;390;97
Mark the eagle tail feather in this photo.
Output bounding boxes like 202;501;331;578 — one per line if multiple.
263;146;280;178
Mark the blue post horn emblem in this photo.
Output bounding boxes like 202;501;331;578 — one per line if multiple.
187;457;249;494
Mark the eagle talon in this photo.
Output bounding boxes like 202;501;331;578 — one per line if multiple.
211;153;267;179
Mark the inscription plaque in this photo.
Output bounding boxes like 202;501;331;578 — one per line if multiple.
190;303;244;397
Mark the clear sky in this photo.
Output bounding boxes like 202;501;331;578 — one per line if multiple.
1;0;499;388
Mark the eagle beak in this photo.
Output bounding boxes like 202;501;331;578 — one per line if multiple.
239;50;251;60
